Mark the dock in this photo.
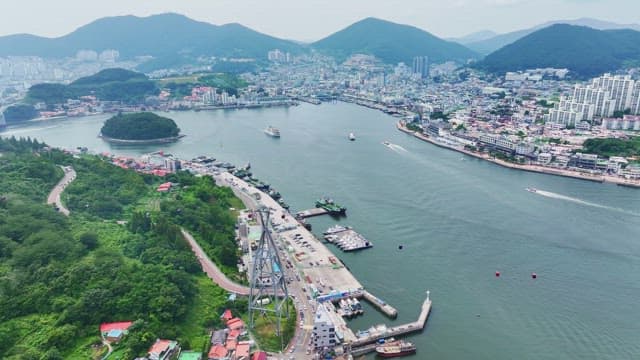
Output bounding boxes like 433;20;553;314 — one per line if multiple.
296;208;329;218
325;229;373;252
360;290;398;318
349;294;432;350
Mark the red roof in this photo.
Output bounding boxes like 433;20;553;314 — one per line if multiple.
252;352;267;360
100;321;133;333
227;317;244;330
228;329;240;340
149;339;171;355
225;339;237;351
236;342;250;358
208;344;228;359
221;309;233;321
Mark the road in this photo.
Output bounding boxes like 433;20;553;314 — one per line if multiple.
214;173;317;359
46;166;76;216
181;229;251;295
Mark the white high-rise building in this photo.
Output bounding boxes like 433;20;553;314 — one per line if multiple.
591;74;635;111
312;305;336;350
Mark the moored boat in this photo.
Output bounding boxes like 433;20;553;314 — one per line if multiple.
264;126;281;137
375;340;416;358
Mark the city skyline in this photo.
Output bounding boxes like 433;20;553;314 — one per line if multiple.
0;0;639;41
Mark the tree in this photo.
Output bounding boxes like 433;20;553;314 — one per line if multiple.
79;232;99;250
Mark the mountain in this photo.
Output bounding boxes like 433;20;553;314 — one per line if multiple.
27;68;158;104
312;17;478;64
476;24;640;78
0;13;303;69
467;18;640;55
448;30;498;45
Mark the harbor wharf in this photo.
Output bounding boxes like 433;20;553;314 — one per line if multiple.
296;207;330;218
349;295;432;350
360;290;398;318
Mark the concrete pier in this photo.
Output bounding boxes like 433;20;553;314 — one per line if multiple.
360;290;398;318
295;208;329;218
349;295;432;349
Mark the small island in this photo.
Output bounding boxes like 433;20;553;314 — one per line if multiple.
99;112;184;144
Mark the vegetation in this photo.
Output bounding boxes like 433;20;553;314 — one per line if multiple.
2;104;39;122
161;73;249;99
312;17;478;64
476;24;640;78
582;137;640;158
251;300;296;352
0;137;244;358
100;112;180;141
26;68;159;105
406;122;422;132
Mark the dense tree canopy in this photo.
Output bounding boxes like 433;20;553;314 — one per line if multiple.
3;104;39;122
100;112;180;141
582;136;640;158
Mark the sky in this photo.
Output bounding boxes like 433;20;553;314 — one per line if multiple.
0;0;639;41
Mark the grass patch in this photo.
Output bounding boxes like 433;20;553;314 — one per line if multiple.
251;299;296;352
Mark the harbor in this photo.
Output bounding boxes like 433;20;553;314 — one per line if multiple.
324;228;373;252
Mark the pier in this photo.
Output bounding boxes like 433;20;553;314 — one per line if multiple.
360;290;398;318
296;208;329;218
349;293;432;350
325;229;373;252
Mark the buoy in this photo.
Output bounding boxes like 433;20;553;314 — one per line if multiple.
495;271;501;277
398;245;404;250
531;272;537;279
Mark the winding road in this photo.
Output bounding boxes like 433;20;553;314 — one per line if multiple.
46;166;76;216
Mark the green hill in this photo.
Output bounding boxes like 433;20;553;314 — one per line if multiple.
312;17;478;64
26;68;158;104
476;24;640;78
100;112;180;141
0;13;303;71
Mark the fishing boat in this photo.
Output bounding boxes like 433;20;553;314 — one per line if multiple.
349;132;356;141
526;187;538;193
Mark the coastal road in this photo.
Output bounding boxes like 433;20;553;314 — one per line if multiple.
214;172;316;359
181;229;251;295
46;166;76;216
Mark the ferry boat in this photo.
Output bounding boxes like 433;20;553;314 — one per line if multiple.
526;187;538;193
349;132;356;141
264;126;281;138
375;340;417;358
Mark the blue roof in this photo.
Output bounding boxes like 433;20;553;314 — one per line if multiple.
107;329;123;337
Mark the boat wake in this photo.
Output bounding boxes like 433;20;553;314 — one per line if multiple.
383;141;408;152
2;125;59;135
533;189;640;216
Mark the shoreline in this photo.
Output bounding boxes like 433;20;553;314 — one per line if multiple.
98;133;185;145
396;121;640;188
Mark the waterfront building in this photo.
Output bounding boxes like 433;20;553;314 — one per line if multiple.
312;305;337;350
412;56;429;80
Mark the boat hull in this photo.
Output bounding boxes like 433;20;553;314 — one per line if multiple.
376;349;416;358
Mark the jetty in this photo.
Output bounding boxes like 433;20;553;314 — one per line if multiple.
296;207;330;218
349;293;432;353
360;290;398;318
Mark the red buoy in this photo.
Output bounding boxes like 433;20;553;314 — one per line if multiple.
531;272;537;279
495;271;501;277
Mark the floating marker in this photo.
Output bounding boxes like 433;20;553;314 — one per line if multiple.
531;272;537;279
398;245;404;250
495;271;501;277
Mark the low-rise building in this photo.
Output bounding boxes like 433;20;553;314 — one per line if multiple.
312;305;337;350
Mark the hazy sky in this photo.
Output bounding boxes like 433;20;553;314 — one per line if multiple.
1;0;639;40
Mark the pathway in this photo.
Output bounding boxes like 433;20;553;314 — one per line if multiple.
46;166;76;216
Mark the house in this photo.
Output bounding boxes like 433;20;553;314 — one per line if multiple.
179;351;202;360
157;182;172;192
226;318;245;331
234;342;251;360
251;352;267;360
148;339;179;360
100;321;133;343
210;329;227;346
220;309;233;322
208;344;228;360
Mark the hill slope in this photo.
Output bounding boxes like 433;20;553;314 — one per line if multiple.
0;13;302;68
312;17;478;64
466;18;640;55
476;24;640;78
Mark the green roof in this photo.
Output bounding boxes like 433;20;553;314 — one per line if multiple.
178;351;202;360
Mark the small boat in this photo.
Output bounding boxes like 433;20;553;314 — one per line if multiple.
526;187;537;193
264;126;281;138
383;141;392;147
375;340;416;358
349;132;356;141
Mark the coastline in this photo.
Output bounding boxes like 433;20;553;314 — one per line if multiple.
98;133;185;145
396;121;640;188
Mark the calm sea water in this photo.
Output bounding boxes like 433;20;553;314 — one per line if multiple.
4;102;640;359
